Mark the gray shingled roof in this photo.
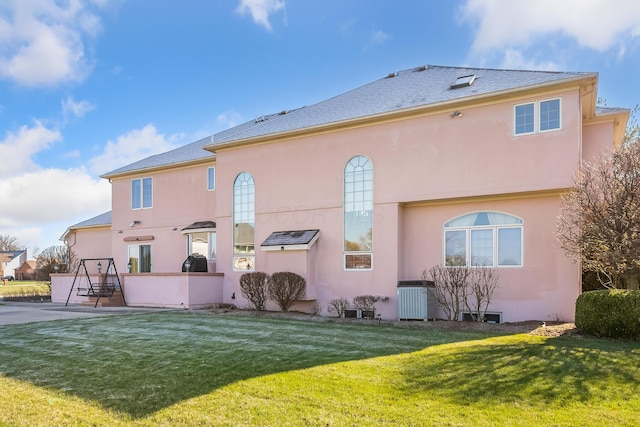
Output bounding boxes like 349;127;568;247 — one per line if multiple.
208;65;595;147
103;64;597;177
69;211;112;229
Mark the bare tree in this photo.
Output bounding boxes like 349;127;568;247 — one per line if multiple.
557;142;640;290
36;245;77;280
465;267;500;321
0;235;21;251
327;297;350;317
423;264;499;322
239;272;270;311
423;264;470;321
268;272;306;312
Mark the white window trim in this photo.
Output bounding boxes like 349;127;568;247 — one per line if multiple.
131;177;153;210
343;252;374;271
126;244;152;273
207;166;215;191
514;97;562;136
184;229;217;260
443;225;524;268
344;154;374;271
539;97;562;134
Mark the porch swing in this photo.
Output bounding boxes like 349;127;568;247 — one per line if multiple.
65;258;127;308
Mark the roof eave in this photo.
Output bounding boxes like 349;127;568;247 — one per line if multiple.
204;73;599;152
100;156;214;180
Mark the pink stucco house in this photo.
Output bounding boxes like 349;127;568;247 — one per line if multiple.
54;65;628;322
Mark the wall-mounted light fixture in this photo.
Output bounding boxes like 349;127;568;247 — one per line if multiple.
172;227;178;231
449;111;463;118
130;220;141;227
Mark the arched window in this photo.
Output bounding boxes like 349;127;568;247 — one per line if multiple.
444;212;522;267
344;155;373;269
233;172;255;271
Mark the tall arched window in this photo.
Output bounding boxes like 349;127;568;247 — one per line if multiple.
444;211;523;267
233;172;255;271
344;155;373;269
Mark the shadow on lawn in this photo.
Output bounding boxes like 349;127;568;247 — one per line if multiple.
0;311;492;418
399;335;640;406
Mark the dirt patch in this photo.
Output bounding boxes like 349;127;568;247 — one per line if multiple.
204;306;579;338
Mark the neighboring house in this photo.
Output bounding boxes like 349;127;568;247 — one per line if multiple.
54;65;628;322
0;250;27;279
15;260;37;281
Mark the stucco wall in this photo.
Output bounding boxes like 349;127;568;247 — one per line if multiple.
109;162;216;274
212;90;583;321
400;194;580;322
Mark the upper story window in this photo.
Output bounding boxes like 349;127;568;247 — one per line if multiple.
514;98;561;135
207;166;215;191
344;155;373;270
233;172;255;271
444;211;523;267
132;177;152;209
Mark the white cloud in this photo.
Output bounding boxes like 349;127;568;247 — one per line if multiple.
460;0;640;59
217;110;243;130
89;124;183;175
370;30;391;46
62;96;95;120
236;0;286;31
499;49;560;71
0;121;111;252
0;0;111;86
0;122;62;178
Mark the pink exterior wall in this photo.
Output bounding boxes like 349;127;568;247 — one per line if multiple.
65;227;112;268
110;162;216;274
213;90;584;321
582;121;616;162
400;195;580;322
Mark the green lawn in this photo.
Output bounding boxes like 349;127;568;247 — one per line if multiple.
0;312;638;426
0;281;50;298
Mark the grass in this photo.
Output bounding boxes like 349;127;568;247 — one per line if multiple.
0;281;50;298
0;311;638;426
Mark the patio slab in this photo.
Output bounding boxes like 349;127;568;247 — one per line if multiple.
0;301;175;326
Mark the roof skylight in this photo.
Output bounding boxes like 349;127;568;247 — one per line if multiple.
450;74;477;89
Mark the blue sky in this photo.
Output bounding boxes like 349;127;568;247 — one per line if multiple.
1;0;640;255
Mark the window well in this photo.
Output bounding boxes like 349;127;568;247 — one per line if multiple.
450;74;476;89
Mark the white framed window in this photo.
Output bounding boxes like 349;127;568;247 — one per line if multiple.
539;98;561;132
132;177;152;209
233;172;255;271
444;212;523;267
187;231;217;260
514;98;561;135
127;244;151;273
207;166;215;191
344;155;373;270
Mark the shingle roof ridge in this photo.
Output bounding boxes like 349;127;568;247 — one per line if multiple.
422;64;592;75
69;210;112;228
213;109;305;143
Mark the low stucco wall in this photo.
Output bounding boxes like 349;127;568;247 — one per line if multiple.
51;273;96;305
122;272;224;309
52;272;224;309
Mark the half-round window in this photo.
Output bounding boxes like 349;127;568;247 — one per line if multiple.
444;212;522;267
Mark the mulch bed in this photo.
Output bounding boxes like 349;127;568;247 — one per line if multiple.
205;306;580;338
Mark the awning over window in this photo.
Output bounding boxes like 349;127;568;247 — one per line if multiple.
181;221;216;234
260;229;320;251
